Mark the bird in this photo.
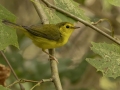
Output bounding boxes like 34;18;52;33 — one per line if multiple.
2;20;80;63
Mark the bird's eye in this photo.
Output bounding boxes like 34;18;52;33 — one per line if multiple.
66;25;70;28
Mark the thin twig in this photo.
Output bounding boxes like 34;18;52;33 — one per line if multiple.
30;79;53;90
7;80;21;88
7;79;39;88
30;82;41;90
92;19;114;37
31;0;63;90
42;0;120;46
7;78;53;88
0;51;25;90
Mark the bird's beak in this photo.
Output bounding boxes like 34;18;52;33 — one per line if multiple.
72;26;80;29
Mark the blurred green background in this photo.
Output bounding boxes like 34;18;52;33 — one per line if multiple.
0;0;120;90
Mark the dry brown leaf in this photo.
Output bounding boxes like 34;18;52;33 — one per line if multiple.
0;64;11;86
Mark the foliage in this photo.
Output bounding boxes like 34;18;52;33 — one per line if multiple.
42;5;62;24
86;42;120;79
54;0;90;21
43;0;90;24
0;4;18;50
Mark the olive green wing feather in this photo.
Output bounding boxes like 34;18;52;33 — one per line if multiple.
23;24;61;41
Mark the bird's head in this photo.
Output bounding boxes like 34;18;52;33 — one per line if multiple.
56;22;80;37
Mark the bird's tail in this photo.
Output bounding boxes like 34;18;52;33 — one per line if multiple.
2;20;25;31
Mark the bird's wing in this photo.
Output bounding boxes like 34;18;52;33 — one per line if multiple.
23;24;61;41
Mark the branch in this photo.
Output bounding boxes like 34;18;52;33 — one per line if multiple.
30;78;53;90
7;78;53;89
42;0;120;46
49;49;63;90
0;51;25;90
31;0;49;24
31;0;63;90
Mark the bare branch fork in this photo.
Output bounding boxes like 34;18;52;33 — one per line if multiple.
42;0;120;46
31;0;63;90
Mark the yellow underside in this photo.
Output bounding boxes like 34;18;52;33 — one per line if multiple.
32;36;66;50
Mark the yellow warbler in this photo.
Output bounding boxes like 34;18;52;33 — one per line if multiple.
2;20;80;62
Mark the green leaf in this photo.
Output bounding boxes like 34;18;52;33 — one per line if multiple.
42;0;90;24
86;42;120;79
55;12;75;23
0;4;19;50
54;0;90;22
0;85;11;90
106;0;120;7
42;5;62;24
